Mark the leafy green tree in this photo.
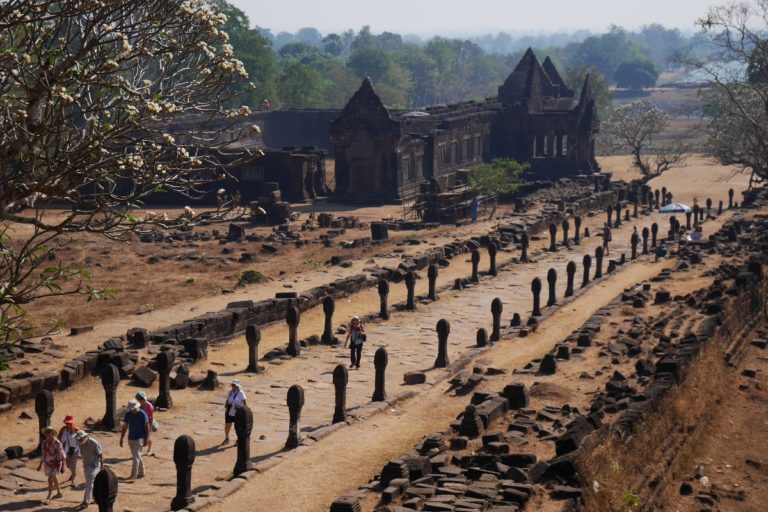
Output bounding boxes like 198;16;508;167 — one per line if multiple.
469;159;527;219
323;33;344;56
277;62;324;108
347;47;393;83
564;65;612;116
214;1;276;106
295;27;323;47
614;57;659;90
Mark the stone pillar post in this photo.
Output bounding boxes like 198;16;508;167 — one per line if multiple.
520;233;529;262
546;268;557;306
427;264;438;301
404;271;416;310
706;198;712;217
642;227;649;255
615;203;622;227
171;435;195;511
699;204;704;222
35;390;54;454
234;406;253;475
565;261;576;297
434;319;450;368
321;296;335;344
93;468;118;512
285;385;304;449
669;216;676;240
651;223;658;248
560;219;569;249
488;243;498;276
470;249;480;283
286;305;301;357
633;199;639;218
631;231;639;260
101;364;120;430
581;254;591;288
718;200;723;215
594;246;604;279
372;347;388;402
378;278;390;320
490;298;503;342
685;211;692;229
606;205;613;227
692;205;699;226
548;223;557;252
156;349;174;409
531;277;542;317
476;328;488;347
661;186;668;206
729;188;734;209
574;216;581;245
654;189;660;209
246;324;260;373
332;364;348;424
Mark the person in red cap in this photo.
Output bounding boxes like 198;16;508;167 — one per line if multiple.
58;414;81;488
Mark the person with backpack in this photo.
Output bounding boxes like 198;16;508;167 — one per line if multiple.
344;316;366;369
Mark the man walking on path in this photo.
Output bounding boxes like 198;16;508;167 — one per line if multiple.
603;223;612;256
75;430;102;510
119;400;149;480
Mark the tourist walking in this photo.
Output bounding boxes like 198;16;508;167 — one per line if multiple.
603;223;612;256
74;430;102;510
344;316;366;369
135;392;156;456
57;414;80;488
37;426;65;505
119;400;149;480
223;379;247;444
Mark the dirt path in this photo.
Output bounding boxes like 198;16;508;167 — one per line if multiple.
208;256;677;512
1;206;719;511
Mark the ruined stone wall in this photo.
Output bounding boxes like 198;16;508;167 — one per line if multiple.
250;110;340;154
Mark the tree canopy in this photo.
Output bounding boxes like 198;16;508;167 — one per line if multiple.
614;57;660;90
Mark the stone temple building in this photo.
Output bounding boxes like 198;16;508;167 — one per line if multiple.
330;48;600;203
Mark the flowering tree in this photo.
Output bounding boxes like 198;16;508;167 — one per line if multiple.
0;0;257;347
598;100;690;179
694;0;768;188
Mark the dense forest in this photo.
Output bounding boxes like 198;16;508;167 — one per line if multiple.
215;0;709;112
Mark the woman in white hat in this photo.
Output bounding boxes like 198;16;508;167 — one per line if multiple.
223;379;247;444
36;426;65;504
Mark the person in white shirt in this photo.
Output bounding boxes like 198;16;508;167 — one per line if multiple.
223;379;247;444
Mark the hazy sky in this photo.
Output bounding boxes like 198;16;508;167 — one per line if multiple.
230;0;718;35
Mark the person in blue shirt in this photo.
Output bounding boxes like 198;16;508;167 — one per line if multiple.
119;400;149;479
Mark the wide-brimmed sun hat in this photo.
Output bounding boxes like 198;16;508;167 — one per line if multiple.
41;426;56;435
231;379;241;388
63;415;74;424
74;430;88;441
351;316;360;322
127;400;140;411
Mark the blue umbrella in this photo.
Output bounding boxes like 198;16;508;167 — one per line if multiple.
659;202;692;214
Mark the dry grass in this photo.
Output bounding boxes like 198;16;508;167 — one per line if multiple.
579;337;730;511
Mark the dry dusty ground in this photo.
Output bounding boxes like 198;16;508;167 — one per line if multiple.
0;157;753;512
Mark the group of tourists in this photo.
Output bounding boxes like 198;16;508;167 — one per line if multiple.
36;315;370;506
37;390;155;508
37;417;102;509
